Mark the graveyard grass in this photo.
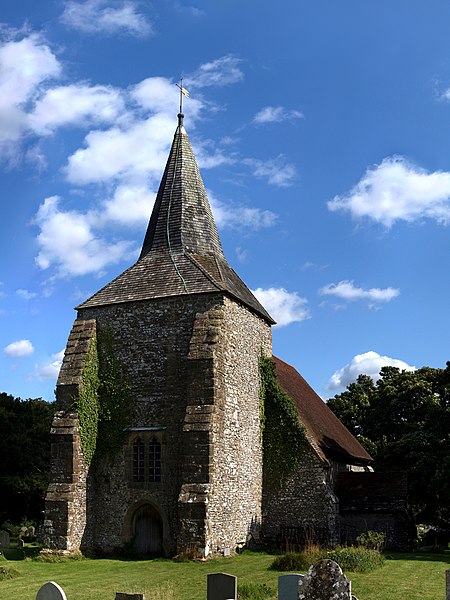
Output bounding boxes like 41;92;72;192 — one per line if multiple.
0;548;449;600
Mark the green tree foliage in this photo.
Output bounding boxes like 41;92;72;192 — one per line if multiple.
0;393;54;525
327;363;450;526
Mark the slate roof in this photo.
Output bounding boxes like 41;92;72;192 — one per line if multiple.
77;114;274;324
273;356;373;465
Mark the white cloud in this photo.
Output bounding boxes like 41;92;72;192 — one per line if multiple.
186;55;244;88
101;184;153;227
4;339;34;357
61;0;153;36
244;157;296;187
328;156;450;227
0;34;61;143
29;84;125;134
253;106;303;124
319;280;400;303
209;193;277;230
36;349;65;380
328;351;416;391
34;196;135;277
16;289;38;300
65;113;174;185
252;287;310;327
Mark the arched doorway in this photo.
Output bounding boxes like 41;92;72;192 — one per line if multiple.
132;504;163;556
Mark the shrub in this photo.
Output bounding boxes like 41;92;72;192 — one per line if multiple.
323;547;385;573
0;565;21;581
356;530;386;551
33;550;85;563
270;545;384;574
238;582;275;600
270;551;313;572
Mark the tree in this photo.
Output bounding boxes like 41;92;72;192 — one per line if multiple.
0;393;54;526
327;363;450;527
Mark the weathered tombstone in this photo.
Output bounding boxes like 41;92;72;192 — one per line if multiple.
18;538;25;548
27;525;36;537
298;559;352;600
446;569;450;600
207;573;237;600
278;573;304;599
36;581;67;600
115;594;146;600
0;530;10;548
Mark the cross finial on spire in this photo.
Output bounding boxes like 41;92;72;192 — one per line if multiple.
176;77;190;115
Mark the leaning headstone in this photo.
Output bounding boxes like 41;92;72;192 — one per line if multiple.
207;573;237;600
0;530;10;548
298;559;352;600
278;573;304;600
115;594;146;600
36;581;67;600
446;569;450;600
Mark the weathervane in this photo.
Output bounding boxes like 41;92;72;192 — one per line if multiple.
176;77;190;114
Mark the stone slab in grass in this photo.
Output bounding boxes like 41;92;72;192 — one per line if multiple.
36;581;67;600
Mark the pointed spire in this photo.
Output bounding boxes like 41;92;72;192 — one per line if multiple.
77;115;274;324
139;118;225;261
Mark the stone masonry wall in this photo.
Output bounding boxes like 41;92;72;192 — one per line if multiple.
79;292;271;556
263;446;339;547
206;297;272;554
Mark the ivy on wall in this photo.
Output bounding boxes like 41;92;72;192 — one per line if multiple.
76;335;100;465
95;329;131;458
74;328;130;465
259;356;308;490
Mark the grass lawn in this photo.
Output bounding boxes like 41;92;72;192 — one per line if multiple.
0;548;449;599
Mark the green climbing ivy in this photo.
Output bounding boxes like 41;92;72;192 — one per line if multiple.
74;328;131;465
95;328;131;458
259;355;308;491
76;334;100;465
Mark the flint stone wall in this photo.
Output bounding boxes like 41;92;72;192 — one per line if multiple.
262;446;339;547
76;293;271;556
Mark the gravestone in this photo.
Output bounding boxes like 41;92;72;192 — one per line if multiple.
115;594;146;600
446;569;450;600
36;581;67;600
298;559;352;600
0;530;10;548
27;525;36;537
278;573;304;599
18;538;25;548
207;573;237;600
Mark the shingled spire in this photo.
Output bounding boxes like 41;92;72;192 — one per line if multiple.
78;115;274;324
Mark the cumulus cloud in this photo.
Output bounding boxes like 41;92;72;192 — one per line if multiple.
4;339;34;357
65;113;175;185
61;0;153;36
29;84;125;134
243;156;296;187
101;184;153;227
327;351;416;391
186;55;244;88
319;280;400;304
0;34;61;144
209;193;277;230
36;349;65;380
34;196;135;277
328;156;450;227
252;287;310;327
253;106;303;124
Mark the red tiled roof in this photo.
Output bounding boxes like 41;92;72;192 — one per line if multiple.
273;356;372;465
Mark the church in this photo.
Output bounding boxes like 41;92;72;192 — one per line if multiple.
41;112;413;556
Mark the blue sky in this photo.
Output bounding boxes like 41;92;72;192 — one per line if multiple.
2;0;450;402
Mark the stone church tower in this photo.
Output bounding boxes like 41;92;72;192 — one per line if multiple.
43;113;274;556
